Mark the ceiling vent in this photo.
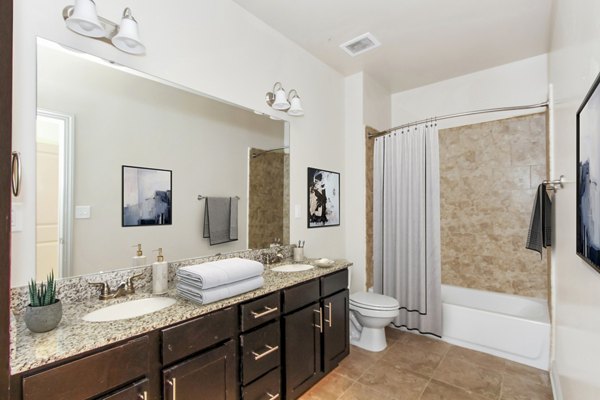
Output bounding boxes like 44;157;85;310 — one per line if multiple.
339;32;381;57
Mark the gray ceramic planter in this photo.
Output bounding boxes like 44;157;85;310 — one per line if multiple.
23;300;62;333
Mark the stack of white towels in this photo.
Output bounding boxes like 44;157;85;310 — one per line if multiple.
176;257;264;305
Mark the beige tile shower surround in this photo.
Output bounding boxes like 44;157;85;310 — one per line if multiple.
248;148;289;249
439;113;547;298
365;113;547;298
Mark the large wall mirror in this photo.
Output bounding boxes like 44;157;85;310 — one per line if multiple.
29;38;289;282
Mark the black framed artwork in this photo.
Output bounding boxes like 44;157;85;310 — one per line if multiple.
577;71;600;273
307;167;340;228
122;165;172;227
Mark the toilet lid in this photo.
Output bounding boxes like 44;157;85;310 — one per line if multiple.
350;291;399;310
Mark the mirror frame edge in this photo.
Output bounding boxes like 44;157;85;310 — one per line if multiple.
1;0;13;395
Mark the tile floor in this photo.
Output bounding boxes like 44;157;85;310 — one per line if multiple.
300;328;553;400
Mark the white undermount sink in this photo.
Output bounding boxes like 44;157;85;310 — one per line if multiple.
271;264;315;272
82;297;177;322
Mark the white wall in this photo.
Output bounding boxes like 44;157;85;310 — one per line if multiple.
343;72;391;293
11;0;346;286
549;0;600;398
391;54;549;130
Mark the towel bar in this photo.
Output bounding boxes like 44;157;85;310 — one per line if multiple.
542;175;564;192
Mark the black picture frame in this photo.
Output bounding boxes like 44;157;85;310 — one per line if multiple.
307;167;340;228
576;71;600;273
122;165;172;227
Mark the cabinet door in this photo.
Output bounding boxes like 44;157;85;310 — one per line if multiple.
323;290;349;373
163;340;237;400
283;302;322;399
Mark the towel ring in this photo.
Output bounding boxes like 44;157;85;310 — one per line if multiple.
11;151;21;197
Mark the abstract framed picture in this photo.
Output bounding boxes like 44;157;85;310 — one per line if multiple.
577;71;600;273
122;165;172;227
307;167;340;228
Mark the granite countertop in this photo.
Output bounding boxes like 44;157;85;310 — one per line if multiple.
11;259;351;375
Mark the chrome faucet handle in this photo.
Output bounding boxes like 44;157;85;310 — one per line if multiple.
126;272;144;293
88;281;110;298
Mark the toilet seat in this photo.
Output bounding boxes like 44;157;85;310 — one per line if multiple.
350;291;399;311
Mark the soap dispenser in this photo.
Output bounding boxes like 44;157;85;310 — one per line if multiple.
131;244;147;267
152;248;168;295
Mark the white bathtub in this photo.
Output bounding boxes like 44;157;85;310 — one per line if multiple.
441;284;550;370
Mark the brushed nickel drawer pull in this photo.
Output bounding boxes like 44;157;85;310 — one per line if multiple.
251;306;278;319
167;377;177;400
266;392;280;400
324;302;332;328
252;344;279;360
313;308;323;333
11;151;21;197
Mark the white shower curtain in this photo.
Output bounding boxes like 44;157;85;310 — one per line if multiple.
373;122;442;336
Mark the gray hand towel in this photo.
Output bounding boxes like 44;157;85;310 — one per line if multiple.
526;183;552;258
203;197;239;245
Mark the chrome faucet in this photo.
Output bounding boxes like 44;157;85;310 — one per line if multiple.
89;272;144;300
263;252;284;265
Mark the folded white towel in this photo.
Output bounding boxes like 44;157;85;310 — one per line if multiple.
176;257;264;289
177;276;264;305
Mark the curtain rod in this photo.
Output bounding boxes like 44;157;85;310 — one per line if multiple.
368;101;549;139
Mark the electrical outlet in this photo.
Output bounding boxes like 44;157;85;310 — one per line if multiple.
75;205;91;219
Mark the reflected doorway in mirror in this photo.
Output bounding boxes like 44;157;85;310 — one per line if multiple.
122;165;172;227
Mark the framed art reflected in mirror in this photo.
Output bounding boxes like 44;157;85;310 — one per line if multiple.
122;165;172;227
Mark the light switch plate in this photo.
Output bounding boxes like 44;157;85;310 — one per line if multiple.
75;205;91;219
294;204;301;219
11;203;23;232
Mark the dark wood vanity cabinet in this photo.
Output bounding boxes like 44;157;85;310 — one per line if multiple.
322;290;349;373
162;340;237;400
282;269;349;399
11;268;349;400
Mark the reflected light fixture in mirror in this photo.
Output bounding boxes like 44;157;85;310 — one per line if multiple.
63;0;146;55
265;82;304;116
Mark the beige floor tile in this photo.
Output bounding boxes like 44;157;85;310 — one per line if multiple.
398;332;451;356
381;340;444;377
503;360;551;388
358;359;429;399
444;346;506;371
335;346;384;380
433;355;502;399
299;372;354;400
500;373;553;400
385;326;405;341
421;380;489;400
338;382;395;400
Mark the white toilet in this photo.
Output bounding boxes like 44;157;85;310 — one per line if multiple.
349;291;399;352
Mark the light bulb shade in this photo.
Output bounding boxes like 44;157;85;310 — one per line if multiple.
272;88;290;110
112;11;146;55
65;0;105;38
287;95;304;116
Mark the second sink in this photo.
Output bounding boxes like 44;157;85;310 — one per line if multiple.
271;264;315;272
83;297;177;322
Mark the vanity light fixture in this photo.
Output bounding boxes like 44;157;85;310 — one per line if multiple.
63;0;146;55
265;82;304;116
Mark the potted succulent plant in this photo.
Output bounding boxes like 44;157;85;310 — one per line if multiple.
23;271;62;333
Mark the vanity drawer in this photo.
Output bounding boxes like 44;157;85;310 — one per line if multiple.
240;292;280;332
162;306;237;365
241;321;280;385
242;367;281;400
22;336;149;400
320;269;348;297
282;279;320;313
99;378;149;400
